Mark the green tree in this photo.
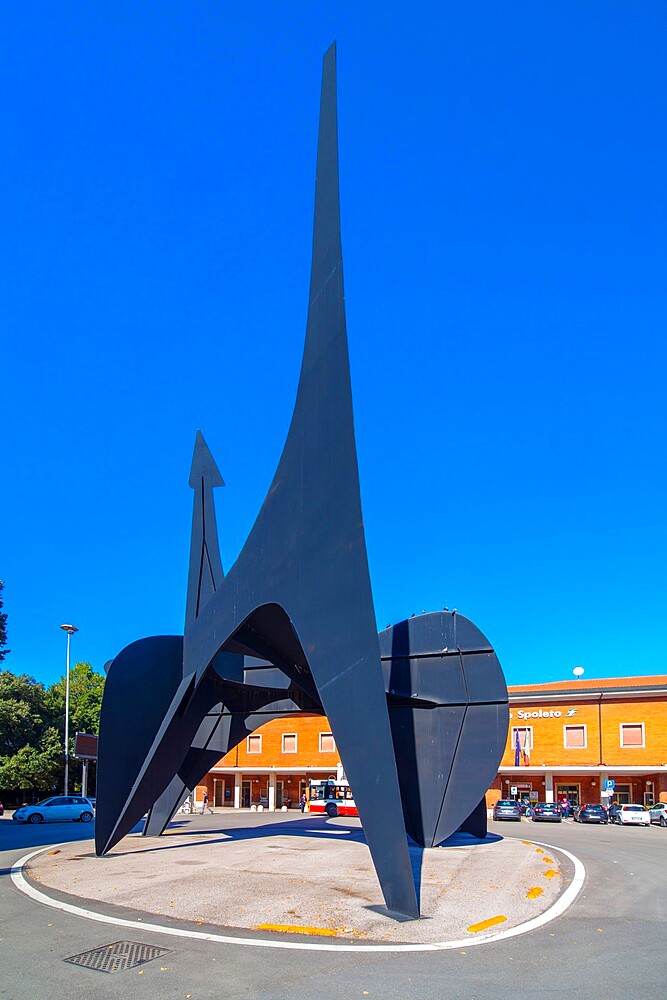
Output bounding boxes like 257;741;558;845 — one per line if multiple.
43;662;105;796
0;580;9;662
0;664;105;800
0;727;62;792
0;671;61;797
0;671;48;755
45;662;106;735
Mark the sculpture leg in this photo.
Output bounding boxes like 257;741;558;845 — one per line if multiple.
144;773;192;836
144;708;232;836
308;652;419;918
96;664;217;855
459;796;488;839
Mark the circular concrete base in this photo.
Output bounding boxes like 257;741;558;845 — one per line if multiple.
17;817;584;950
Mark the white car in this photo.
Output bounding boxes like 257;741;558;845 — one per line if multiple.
12;795;95;824
649;803;667;827
617;804;650;826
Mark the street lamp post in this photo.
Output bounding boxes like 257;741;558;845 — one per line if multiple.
60;624;78;795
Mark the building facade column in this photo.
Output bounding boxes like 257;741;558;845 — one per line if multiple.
268;771;276;811
545;772;554;803
599;771;610;807
234;772;241;809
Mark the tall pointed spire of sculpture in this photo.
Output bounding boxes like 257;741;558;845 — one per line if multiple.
186;429;225;627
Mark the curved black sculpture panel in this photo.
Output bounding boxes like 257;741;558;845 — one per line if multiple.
380;612;509;847
95;43;509;920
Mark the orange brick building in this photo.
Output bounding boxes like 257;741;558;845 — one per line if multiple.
196;715;343;810
195;675;667;812
491;675;667;810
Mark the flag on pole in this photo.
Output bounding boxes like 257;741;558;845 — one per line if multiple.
514;728;521;767
522;729;531;765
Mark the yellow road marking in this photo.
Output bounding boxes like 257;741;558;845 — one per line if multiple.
467;915;507;933
535;848;543;853
526;887;543;899
542;857;554;864
544;869;560;879
255;923;341;937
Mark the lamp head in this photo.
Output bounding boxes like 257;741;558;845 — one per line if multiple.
60;624;78;635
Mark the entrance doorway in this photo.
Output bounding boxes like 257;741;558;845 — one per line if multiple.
614;783;631;804
556;784;580;808
276;781;284;809
241;781;251;808
213;779;224;808
509;782;532;809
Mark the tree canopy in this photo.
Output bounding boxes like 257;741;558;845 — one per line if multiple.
0;663;105;799
45;661;106;736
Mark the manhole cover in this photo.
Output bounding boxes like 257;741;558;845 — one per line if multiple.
64;940;172;974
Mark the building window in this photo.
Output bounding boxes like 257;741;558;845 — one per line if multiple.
511;726;533;762
247;735;262;754
319;732;335;753
282;733;297;753
564;724;587;749
620;723;645;748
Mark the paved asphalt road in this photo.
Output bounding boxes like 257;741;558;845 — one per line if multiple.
1;811;665;1000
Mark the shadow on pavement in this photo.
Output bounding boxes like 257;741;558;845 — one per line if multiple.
0;816;98;860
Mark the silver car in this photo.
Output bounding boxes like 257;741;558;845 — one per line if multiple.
649;803;667;827
492;799;522;821
12;795;95;824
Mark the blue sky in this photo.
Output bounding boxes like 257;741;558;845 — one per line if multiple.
2;3;666;688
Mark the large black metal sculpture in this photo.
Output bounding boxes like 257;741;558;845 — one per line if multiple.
95;43;508;919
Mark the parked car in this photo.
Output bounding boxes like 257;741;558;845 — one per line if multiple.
648;803;667;827
12;795;95;825
574;803;608;824
615;804;650;827
531;802;562;823
493;800;522;821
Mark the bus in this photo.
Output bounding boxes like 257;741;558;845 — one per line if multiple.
308;779;358;818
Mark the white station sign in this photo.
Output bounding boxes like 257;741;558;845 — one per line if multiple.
515;708;563;719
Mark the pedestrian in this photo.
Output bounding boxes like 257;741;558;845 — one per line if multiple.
300;792;307;812
562;797;570;818
201;791;213;814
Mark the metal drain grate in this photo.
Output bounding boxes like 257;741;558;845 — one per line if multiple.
64;940;172;974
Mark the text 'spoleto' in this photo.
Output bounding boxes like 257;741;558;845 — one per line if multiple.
95;43;509;919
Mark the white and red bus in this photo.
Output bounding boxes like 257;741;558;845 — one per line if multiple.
308;779;358;818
